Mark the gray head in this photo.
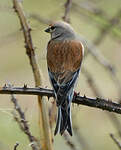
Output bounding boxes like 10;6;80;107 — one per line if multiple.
45;21;76;41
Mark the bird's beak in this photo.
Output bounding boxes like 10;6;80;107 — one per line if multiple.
45;27;51;33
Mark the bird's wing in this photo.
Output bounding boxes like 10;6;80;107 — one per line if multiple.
48;67;80;97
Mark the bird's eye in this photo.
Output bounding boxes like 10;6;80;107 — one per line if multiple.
51;26;56;30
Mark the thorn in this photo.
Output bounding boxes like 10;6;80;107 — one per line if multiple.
83;94;86;98
25;44;28;49
96;97;99;100
74;91;80;96
7;83;12;88
73;91;80;100
23;84;27;89
21;119;27;123
3;84;7;88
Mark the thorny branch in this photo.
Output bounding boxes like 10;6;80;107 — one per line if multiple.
1;85;121;114
13;0;53;150
11;94;40;150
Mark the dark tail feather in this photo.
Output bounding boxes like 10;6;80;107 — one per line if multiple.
60;108;68;135
54;107;61;135
54;104;72;136
66;107;73;136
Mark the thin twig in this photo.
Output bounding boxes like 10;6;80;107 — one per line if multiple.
14;142;19;150
11;95;40;150
72;2;121;39
73;124;90;150
62;0;72;23
63;132;77;150
94;9;121;45
110;133;121;149
72;2;121;99
1;85;121;114
49;101;56;129
81;37;121;99
82;68;102;97
108;113;121;137
48;100;56;143
13;0;53;149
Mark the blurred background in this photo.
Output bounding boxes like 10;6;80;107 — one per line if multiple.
0;0;121;149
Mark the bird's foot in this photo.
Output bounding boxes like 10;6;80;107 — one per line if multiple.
73;91;80;100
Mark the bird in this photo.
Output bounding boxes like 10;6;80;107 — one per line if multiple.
45;21;84;136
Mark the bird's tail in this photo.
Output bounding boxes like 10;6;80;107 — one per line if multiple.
54;102;72;136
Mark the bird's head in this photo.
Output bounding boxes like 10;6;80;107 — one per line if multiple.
45;21;76;41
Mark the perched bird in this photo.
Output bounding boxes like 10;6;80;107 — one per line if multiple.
45;21;84;136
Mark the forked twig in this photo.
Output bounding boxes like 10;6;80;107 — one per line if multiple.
11;94;40;150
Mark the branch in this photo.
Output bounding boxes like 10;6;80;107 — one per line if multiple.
110;133;121;149
1;85;121;114
13;0;53;150
11;94;40;150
